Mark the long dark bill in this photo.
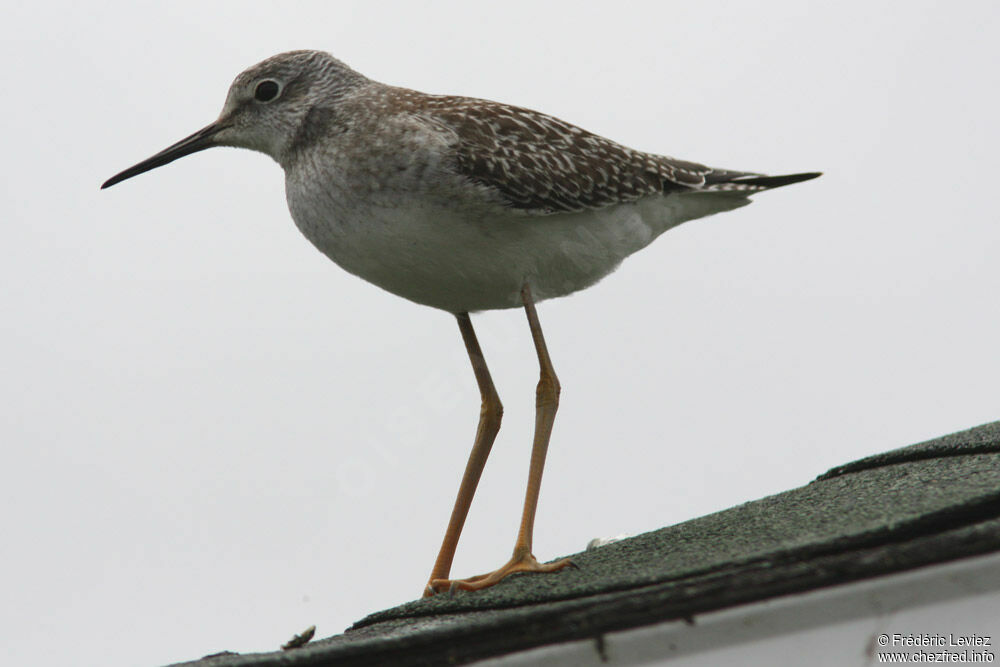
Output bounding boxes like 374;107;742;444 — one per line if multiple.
101;122;229;189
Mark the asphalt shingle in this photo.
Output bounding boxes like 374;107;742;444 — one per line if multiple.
169;420;1000;667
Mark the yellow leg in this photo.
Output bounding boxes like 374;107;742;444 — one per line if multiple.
423;313;503;596
426;284;572;595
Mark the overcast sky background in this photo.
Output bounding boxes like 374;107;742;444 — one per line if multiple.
3;2;999;666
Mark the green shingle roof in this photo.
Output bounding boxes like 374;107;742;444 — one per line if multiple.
170;420;1000;667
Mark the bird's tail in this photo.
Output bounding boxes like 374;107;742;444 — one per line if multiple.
700;171;822;194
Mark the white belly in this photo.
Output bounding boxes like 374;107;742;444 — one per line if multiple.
286;178;750;313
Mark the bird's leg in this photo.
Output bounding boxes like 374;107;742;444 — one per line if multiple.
423;312;503;597
425;284;572;596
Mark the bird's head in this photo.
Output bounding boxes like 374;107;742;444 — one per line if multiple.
102;50;366;189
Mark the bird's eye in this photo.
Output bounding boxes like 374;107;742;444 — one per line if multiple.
254;80;281;102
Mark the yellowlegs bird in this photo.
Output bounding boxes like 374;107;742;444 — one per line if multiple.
102;50;819;596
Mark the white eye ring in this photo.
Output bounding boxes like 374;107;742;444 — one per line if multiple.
254;79;281;103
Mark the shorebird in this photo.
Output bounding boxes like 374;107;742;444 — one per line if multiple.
102;50;819;596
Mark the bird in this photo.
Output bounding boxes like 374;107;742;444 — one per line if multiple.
102;50;819;597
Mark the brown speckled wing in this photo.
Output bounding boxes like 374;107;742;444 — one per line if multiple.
413;96;715;214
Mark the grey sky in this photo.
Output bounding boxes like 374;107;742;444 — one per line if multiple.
3;2;998;665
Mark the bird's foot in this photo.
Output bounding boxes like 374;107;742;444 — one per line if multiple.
423;552;574;597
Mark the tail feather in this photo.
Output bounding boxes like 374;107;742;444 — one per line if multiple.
700;170;821;194
729;172;822;189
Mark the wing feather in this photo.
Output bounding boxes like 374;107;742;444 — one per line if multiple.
413;96;709;214
395;91;819;214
